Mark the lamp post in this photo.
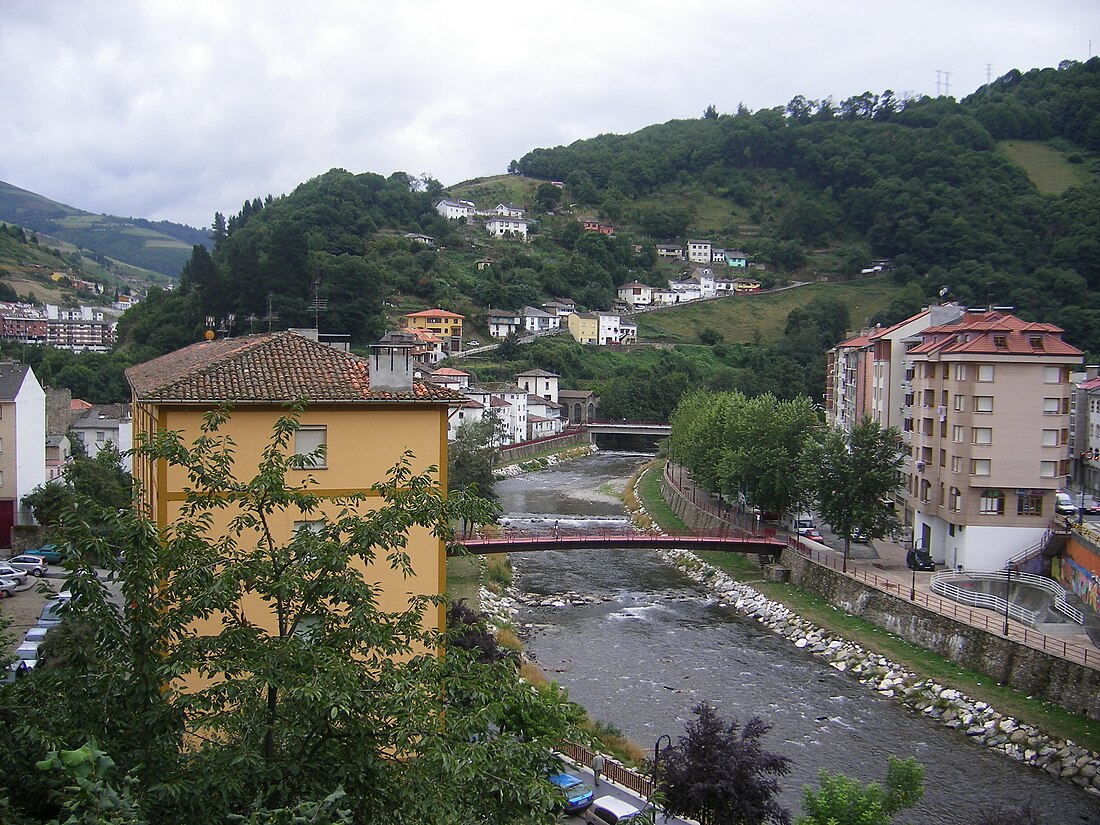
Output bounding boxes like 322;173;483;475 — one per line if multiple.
652;734;671;801
910;564;917;601
1003;564;1013;637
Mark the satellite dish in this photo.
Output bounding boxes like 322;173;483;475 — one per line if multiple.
939;286;949;298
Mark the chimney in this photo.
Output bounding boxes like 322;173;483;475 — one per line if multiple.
369;340;414;392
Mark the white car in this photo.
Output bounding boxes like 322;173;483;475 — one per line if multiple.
0;576;18;598
0;563;28;584
584;796;649;825
6;555;48;577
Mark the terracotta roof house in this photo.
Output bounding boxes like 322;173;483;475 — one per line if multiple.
126;331;466;691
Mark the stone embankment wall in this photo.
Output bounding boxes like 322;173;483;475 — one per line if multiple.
659;474;727;532
496;430;591;464
660;548;1100;797
781;548;1100;721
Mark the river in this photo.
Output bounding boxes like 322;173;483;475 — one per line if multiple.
497;451;1100;824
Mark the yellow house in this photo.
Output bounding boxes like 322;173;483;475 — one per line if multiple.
567;311;598;345
125;331;464;673
400;309;465;353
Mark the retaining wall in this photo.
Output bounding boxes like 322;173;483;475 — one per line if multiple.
782;548;1100;720
496;430;590;464
660;475;727;532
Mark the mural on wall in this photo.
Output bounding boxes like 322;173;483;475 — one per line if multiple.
1056;555;1100;614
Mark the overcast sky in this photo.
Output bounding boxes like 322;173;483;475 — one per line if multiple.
2;1;1097;230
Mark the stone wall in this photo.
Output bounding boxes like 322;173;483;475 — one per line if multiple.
659;475;726;532
496;430;590;464
782;547;1100;721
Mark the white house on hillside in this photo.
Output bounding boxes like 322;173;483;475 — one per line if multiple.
485;216;529;241
435;199;476;220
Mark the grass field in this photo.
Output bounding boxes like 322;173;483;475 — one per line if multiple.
632;465;1100;753
635;276;901;345
448;174;542;209
998;140;1095;195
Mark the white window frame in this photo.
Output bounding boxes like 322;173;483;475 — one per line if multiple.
1041;429;1058;447
1042;398;1061;415
977;364;994;382
1039;461;1057;478
974;396;993;413
972;427;992;445
294;426;328;468
971;458;991;476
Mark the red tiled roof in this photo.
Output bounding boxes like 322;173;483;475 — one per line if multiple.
907;312;1083;357
403;308;465;319
1079;377;1100;391
489;396;511;408
126;331;465;404
836;334;873;348
431;367;470;377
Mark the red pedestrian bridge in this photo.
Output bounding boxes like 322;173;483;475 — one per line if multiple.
451;530;786;558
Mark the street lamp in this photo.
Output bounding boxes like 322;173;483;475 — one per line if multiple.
652;734;671;801
910;563;917;601
1003;564;1013;636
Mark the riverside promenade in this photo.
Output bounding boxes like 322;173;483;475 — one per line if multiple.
661;462;1100;671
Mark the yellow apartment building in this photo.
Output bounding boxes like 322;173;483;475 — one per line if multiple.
400;309;465;353
566;312;598;345
125;331;464;681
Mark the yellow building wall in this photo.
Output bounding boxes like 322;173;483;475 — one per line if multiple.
404;315;463;339
567;314;597;345
131;400;450;692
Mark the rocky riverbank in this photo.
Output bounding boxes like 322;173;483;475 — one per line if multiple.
651;537;1100;796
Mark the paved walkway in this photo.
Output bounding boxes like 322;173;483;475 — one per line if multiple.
664;463;1100;665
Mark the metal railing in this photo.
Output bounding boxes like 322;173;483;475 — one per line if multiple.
558;741;653;798
788;536;1098;670
931;569;1084;626
1005;527;1054;571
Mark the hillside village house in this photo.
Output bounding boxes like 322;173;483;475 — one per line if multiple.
0;364;46;547
435;198;476;220
126;332;465;686
520;306;559;334
656;244;684;260
687;240;712;264
487;309;522;339
566;312;635;346
618;282;654;309
484;215;529;241
69;403;133;471
400;309;464;353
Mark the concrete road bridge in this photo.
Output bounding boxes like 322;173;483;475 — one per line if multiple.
585;420;671;437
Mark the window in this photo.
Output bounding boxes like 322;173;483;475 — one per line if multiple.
972;427;992;445
922;418;934;436
971;459;991;476
920;479;932;502
920;446;933;464
1042;397;1061;415
979;490;1005;515
949;487;961;512
954;394;965;412
943;365;950;380
993;335;1008;350
951;455;963;473
294;427;327;468
955;364;968;381
293;615;322;642
1031;336;1045;351
952;425;964;443
977;364;994;382
974;396;993;413
0;470;4;486
96;431;105;442
1018;495;1043;517
938;482;945;506
1044;366;1061;384
922;389;935;407
939;449;946;468
1040;461;1057;478
1041;429;1058;447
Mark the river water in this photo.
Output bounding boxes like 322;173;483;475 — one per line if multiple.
499;452;1100;824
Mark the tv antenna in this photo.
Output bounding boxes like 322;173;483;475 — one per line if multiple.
243;313;259;333
263;293;279;332
308;278;328;330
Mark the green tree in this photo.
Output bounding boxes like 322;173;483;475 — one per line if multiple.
658;702;791;825
0;408;582;824
447;417;500;501
803;415;903;571
796;756;924;825
534;183;563;212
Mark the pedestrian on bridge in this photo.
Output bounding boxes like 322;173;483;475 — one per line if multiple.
591;753;605;786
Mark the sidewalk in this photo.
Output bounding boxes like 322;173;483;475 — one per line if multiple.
664;463;1099;662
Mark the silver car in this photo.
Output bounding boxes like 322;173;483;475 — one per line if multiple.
0;563;29;584
6;555;48;577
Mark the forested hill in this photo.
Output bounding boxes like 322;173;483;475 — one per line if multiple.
515;58;1100;354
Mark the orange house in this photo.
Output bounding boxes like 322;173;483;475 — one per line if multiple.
400;309;465;353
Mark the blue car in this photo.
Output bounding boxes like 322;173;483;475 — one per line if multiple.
549;772;594;814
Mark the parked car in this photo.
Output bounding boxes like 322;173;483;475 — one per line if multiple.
849;527;869;544
25;543;68;564
0;563;29;584
548;772;593;814
0;576;18;598
906;548;935;571
584;795;649;825
6;555;48;577
466;340;481;348
1081;496;1100;515
22;627;49;645
37;593;71;627
5;642;38;681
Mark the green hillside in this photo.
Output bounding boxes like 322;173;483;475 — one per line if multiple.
0;180;208;277
636;278;902;344
997;139;1096;194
